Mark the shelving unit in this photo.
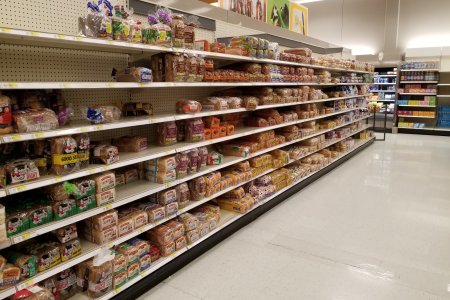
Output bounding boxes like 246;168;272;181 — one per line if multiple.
0;1;375;299
369;66;398;132
396;61;439;132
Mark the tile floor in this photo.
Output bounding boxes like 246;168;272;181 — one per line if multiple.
139;134;450;300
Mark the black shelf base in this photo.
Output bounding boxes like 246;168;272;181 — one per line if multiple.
112;139;375;300
398;128;450;136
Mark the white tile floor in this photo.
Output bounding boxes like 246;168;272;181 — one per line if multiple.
139;134;450;300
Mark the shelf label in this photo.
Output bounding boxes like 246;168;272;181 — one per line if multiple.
1;28;12;33
30;31;39;36
105;204;112;210
34;132;44;138
149;117;156;123
106;82;115;88
55;34;66;39
8;82;18;88
62;82;71;88
21;232;31;240
25;279;34;287
96;124;104;130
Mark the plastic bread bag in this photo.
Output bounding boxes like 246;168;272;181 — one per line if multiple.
0;93;13;134
188;176;206;201
198;147;208;168
175;151;189;178
50;136;80;176
200;97;228;111
196;56;205;82
85;249;114;298
86;105;121;124
185;118;204;142
114;67;153;82
5;159;40;184
187;148;200;173
112;136;148;152
185;56;198;82
183;15;199;49
165;53;186;82
218;144;250;158
156;121;177;146
13;109;59;133
176;99;202;114
93;145;119;165
175;183;191;203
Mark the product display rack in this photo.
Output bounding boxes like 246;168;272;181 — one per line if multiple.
369;66;398;132
0;1;375;299
396;61;440;133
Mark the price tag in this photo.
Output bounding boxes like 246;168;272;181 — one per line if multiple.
105;204;112;210
30;31;39;36
25;279;34;287
10;135;22;141
21;232;31;240
115;287;121;293
139;82;146;87
103;166;110;171
96;124;104;130
107;242;113;249
54;176;63;182
75;36;83;41
108;40;115;45
62;82;71;88
139;227;145;233
55;34;66;39
165;182;172;188
1;28;12;33
80;127;90;133
8;82;18;88
106;82;115;88
149;117;156;123
15;185;27;192
34;132;44;138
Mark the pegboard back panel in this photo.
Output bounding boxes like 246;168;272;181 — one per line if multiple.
215;20;262;38
0;0;127;35
0;44;128;82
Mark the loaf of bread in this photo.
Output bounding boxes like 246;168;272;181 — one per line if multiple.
165;202;179;216
5;159;40;184
95;188;116;206
93;145;119;165
129;238;150;258
85;259;113;298
51;136;80;175
86;106;121;124
113;270;128;290
112;136;148;152
116;243;139;266
146;225;174;245
93;171;115;192
60;238;81;262
54;224;78;243
165;220;185;239
75;134;90;169
87;210;118;231
117;215;134;237
137;203;165;222
145;156;177;172
13;108;59;133
156;122;177;146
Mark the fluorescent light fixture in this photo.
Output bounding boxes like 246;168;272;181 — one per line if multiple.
347;45;375;56
294;0;323;3
407;35;450;48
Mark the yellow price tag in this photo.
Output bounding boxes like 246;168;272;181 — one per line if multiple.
54;176;63;182
103;166;110;171
30;31;39;36
34;132;44;137
139;82;146;87
108;40;115;45
16;185;26;192
55;34;66;39
107;242;113;248
139;227;145;233
96;124;104;130
150;117;156;123
106;82;115;88
165;183;172;188
11;135;22;141
62;82;71;88
80;127;90;132
1;28;12;33
105;204;112;210
8;82;18;88
75;36;83;41
25;279;34;286
115;287;121;293
21;232;31;240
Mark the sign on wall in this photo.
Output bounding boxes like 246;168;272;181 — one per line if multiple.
289;1;308;35
218;0;307;35
219;0;267;22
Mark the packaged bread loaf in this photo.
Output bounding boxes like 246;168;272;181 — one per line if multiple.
165;220;185;239
85;250;114;298
2;251;36;280
13;109;59;133
117;215;134;237
77;194;96;213
25;243;61;272
54;267;78;300
54;224;78;243
176;99;202;114
146;225;174;245
114;67;153;83
93;172;115;192
137;203;165;222
87;210;118;231
200;97;228;111
185;118;204;142
189;176;206;201
86;106;121;124
116;243;139;266
113;270;127;290
145;156;176;172
52;198;77;220
145;169;176;183
87;225;117;245
165;54;186;82
60;238;81;262
75;134;90;169
95;188;115;206
112;136;148;152
0;93;13;134
50;136;80;175
112;252;127;275
165;202;179;216
93;145;119;165
129;238;150;258
185;228;200;244
157;121;177;146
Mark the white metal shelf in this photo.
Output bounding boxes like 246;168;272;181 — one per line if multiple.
372;83;396;85
437;95;450;97
0;94;370;144
0;81;371;90
1;115;372;247
373;74;397;77
373;99;396;102
397;115;435;119
437;84;450;86
370;90;396;93
400;81;438;84
71;136;375;300
0;127;373;296
398;92;436;95
0;27;372;75
401;69;440;72
397;105;436;107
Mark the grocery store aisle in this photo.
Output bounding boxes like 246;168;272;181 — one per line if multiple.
139;134;450;300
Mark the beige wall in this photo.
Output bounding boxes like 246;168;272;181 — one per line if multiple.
304;0;450;62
